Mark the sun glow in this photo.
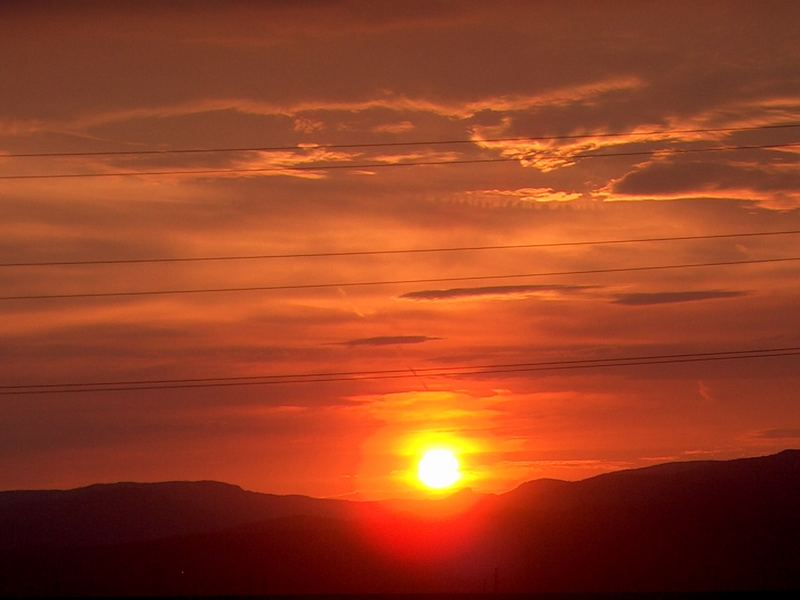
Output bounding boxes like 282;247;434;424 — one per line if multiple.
417;448;461;490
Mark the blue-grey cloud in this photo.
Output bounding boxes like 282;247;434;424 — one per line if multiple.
338;335;442;346
612;290;748;306
399;284;596;301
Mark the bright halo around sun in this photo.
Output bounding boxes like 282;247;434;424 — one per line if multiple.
417;448;461;490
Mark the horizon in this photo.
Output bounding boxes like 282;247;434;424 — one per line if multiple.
4;448;797;501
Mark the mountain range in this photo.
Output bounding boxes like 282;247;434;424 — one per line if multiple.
1;450;798;595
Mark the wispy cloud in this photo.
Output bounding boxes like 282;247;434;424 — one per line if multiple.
337;335;442;346
399;284;596;301
371;120;415;134
611;290;749;306
466;187;583;205
16;77;642;136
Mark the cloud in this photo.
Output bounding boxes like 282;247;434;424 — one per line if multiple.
371;121;415;134
467;187;583;205
753;428;800;440
293;117;325;133
22;77;642;136
697;381;714;403
338;335;442;346
470;131;654;173
612;158;800;196
399;284;596;301
606;157;800;208
612;290;749;306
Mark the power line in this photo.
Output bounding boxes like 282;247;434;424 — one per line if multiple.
3;229;799;269
4;346;796;391
2;141;798;181
1;348;797;395
1;256;796;301
4;122;799;159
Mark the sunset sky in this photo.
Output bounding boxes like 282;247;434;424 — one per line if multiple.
1;0;798;499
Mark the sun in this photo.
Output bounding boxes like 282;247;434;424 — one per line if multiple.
417;448;461;490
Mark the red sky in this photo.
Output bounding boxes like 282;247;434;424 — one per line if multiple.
1;0;798;499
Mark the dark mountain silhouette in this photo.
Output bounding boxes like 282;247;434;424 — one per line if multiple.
484;449;800;592
0;450;797;595
0;480;352;549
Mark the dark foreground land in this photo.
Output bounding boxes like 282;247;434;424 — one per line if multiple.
1;450;798;595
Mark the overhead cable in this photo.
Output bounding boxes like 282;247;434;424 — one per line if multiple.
4;122;799;159
1;256;797;301
1;347;797;395
2;141;798;180
2;229;798;269
3;346;796;391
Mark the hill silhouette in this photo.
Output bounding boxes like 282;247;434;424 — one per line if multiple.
0;450;797;595
0;480;351;549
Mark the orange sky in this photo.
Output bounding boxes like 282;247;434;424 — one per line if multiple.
1;0;799;499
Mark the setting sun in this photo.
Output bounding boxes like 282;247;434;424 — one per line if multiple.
417;449;461;490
